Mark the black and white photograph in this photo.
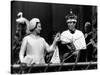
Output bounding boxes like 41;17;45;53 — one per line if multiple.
11;0;97;74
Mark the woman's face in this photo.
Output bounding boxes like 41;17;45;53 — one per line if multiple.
35;22;42;34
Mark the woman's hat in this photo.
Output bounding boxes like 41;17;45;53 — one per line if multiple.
29;18;40;30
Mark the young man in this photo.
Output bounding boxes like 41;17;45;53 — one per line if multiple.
84;22;97;61
19;18;59;65
60;10;87;62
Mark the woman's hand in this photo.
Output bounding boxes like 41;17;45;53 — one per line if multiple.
54;32;60;43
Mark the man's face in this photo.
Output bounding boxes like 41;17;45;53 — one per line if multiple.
85;22;91;33
67;19;77;31
35;22;42;34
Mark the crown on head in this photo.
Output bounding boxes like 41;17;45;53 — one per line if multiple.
65;9;77;20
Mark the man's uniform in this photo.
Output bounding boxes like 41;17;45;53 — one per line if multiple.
61;29;86;51
60;29;87;62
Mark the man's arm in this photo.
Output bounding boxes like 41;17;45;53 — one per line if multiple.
74;32;87;50
80;33;87;49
